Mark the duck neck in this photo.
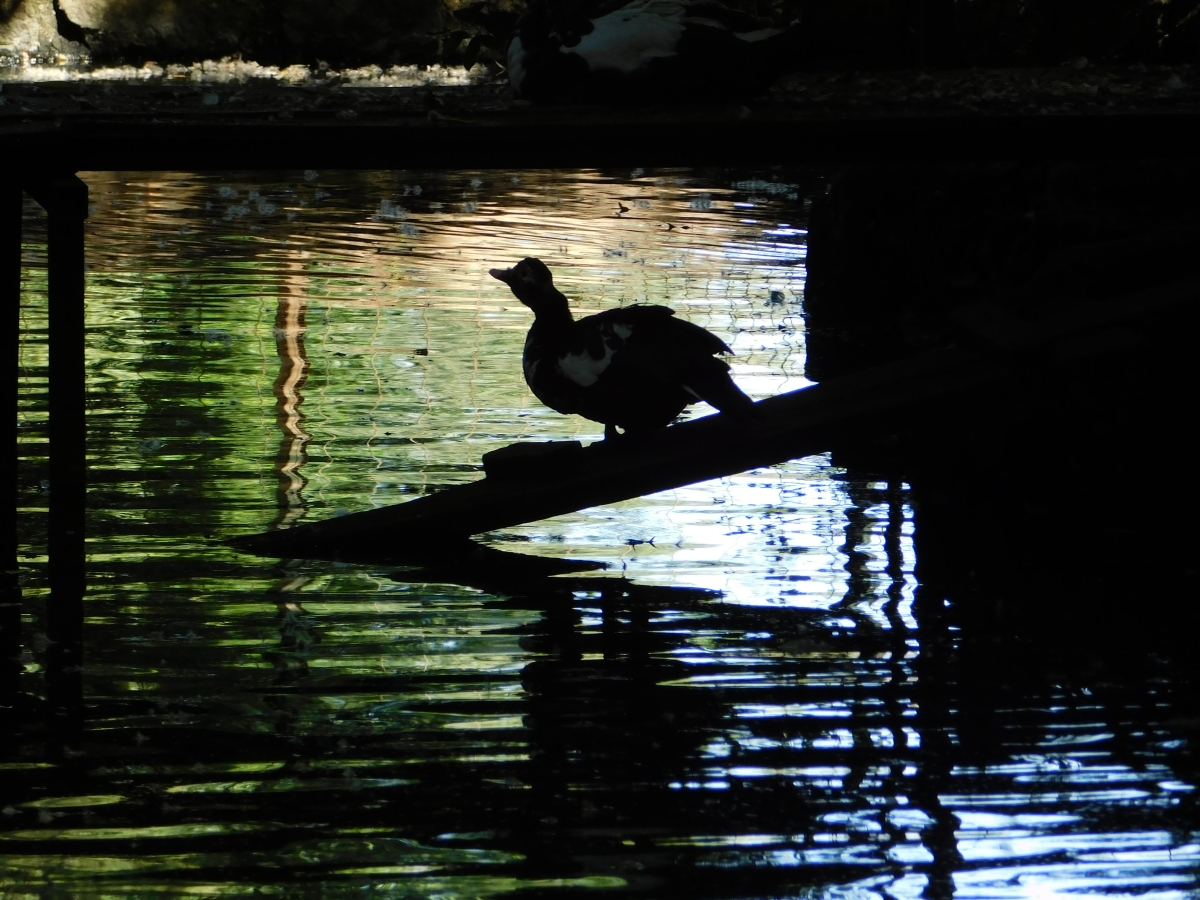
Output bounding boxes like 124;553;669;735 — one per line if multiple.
531;288;575;338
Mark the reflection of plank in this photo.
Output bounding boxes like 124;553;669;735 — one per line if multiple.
235;275;1200;560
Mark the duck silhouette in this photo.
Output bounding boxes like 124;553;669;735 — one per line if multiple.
506;0;799;105
490;257;755;439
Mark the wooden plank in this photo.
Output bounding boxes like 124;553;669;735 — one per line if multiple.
235;347;1001;559
236;272;1200;561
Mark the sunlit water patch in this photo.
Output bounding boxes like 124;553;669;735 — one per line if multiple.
3;169;1195;899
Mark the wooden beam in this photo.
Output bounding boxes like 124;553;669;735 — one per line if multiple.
0;182;21;696
9;113;1200;173
27;174;89;709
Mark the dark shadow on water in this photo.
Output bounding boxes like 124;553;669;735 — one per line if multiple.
4;523;1197;896
392;539;611;589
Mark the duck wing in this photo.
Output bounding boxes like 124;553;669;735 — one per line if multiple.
573;305;754;416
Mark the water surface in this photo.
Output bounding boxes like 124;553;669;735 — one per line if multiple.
3;169;1196;899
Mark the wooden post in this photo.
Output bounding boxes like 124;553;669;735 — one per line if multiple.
0;183;21;696
25;174;88;708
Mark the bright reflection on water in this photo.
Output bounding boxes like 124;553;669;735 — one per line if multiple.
4;170;1196;899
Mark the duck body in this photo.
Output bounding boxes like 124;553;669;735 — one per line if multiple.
490;258;754;437
507;0;798;105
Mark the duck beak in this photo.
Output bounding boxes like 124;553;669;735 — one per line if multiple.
489;267;514;284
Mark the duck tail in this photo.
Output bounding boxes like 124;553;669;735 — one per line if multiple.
686;361;758;420
707;381;759;420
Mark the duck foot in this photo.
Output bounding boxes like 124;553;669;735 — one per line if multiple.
599;424;665;446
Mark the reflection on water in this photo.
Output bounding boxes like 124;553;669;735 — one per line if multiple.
3;170;1196;898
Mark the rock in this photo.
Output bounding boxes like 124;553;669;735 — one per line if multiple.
0;0;86;61
6;0;1199;71
5;0;517;68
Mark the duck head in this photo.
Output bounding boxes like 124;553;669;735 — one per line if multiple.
489;258;571;318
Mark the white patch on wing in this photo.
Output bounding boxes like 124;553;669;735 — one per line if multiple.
558;343;615;387
569;0;686;73
612;323;633;339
